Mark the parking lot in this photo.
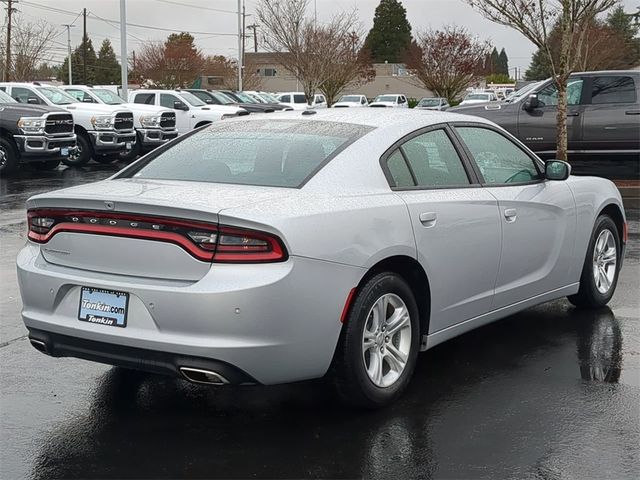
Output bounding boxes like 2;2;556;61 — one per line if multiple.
1;163;638;479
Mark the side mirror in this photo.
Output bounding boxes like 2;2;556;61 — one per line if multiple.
83;97;94;103
524;94;540;111
27;97;39;105
174;100;188;111
545;160;571;181
205;98;213;104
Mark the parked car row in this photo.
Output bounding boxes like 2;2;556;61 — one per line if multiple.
0;83;297;175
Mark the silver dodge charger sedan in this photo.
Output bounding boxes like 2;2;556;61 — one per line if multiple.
18;109;626;408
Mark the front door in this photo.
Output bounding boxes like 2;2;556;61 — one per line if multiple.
517;78;585;158
383;126;501;333
160;93;190;134
454;125;577;308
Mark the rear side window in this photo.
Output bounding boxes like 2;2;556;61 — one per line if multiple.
387;150;414;187
293;94;306;104
133;93;155;105
456;127;541;185
591;76;636;104
120;120;374;188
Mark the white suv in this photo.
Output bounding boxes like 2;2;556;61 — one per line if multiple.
129;90;244;134
0;82;136;166
61;85;178;162
369;94;409;108
276;92;327;110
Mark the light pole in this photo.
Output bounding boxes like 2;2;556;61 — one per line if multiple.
120;0;128;100
237;0;243;91
62;23;76;85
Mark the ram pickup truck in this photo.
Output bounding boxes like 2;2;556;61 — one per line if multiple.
60;85;178;162
0;82;135;166
129;89;244;134
450;70;640;176
0;89;76;175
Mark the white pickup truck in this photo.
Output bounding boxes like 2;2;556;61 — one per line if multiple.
0;82;136;166
60;85;178;162
128;89;244;134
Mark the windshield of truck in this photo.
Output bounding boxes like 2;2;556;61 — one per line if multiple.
464;93;490;101
178;91;206;106
418;98;441;107
93;89;125;105
374;95;398;103
36;87;77;105
339;95;362;103
0;90;17;103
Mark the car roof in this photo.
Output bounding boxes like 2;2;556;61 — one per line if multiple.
224;107;494;130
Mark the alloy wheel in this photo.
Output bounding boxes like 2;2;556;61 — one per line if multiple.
0;146;7;168
592;229;617;294
362;293;412;388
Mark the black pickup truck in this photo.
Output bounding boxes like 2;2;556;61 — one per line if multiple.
450;70;640;178
0;89;77;175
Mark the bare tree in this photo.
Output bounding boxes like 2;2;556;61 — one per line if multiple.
0;15;58;81
319;31;375;106
464;0;618;161
406;26;490;105
257;0;366;105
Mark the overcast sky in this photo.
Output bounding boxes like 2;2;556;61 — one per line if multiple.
10;0;640;75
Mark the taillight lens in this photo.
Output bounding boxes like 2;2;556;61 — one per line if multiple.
27;209;287;263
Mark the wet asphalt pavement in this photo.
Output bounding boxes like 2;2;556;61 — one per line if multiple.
1;164;639;479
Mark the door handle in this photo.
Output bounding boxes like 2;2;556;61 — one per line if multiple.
625;110;640;115
504;208;517;222
566;112;580;117
419;212;437;227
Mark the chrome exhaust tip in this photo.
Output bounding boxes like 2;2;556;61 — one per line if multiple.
29;338;48;354
179;367;229;385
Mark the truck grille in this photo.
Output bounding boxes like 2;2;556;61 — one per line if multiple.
44;114;74;134
114;112;134;131
160;112;176;129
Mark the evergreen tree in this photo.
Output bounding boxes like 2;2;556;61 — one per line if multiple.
364;0;413;63
606;5;640;68
497;48;509;75
59;34;97;84
95;39;121;84
489;47;499;74
524;48;551;80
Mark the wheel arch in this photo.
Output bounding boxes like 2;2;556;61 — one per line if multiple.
598;202;625;244
356;255;431;340
194;121;212;129
0;127;18;150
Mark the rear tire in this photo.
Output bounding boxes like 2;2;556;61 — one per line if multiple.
330;272;420;408
0;137;19;176
568;215;621;308
62;133;92;167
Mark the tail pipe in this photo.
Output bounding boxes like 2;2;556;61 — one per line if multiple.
179;367;229;385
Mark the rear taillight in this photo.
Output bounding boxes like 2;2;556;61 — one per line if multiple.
27;209;287;263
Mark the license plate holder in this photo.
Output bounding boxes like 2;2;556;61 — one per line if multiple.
78;287;129;328
61;147;69;156
125;142;132;150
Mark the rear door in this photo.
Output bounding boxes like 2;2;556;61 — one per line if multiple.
579;74;640;153
453;124;576;308
517;78;585;158
383;125;501;333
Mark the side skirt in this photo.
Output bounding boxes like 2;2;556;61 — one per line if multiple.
420;283;580;351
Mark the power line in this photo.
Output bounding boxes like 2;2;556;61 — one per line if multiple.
153;0;236;14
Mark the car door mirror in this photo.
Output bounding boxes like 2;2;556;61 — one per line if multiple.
524;94;540;111
27;97;39;105
545;160;571;181
204;98;213;104
174;100;188;111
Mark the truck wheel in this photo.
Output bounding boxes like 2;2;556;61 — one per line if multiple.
30;160;61;171
0;137;19;176
62;134;92;167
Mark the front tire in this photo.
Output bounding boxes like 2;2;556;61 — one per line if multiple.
568;215;621;308
0;137;19;176
330;272;420;408
62;133;92;167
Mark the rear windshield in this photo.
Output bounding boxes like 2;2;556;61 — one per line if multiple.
120;120;374;188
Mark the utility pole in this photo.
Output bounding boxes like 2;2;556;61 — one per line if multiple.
82;8;87;83
119;0;128;99
62;23;75;84
248;24;258;53
237;0;242;91
2;0;17;82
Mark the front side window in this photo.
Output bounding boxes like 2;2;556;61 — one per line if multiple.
120;120;374;188
398;129;470;187
293;94;306;104
591;76;636;104
133;93;155;105
456;126;542;185
11;87;41;104
537;79;584;106
160;94;179;109
278;94;290;103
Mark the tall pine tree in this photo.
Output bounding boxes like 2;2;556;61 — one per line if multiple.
497;48;509;75
364;0;413;63
95;39;121;84
59;34;97;84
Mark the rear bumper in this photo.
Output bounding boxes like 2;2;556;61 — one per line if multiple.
17;243;364;385
89;129;137;153
28;328;258;384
